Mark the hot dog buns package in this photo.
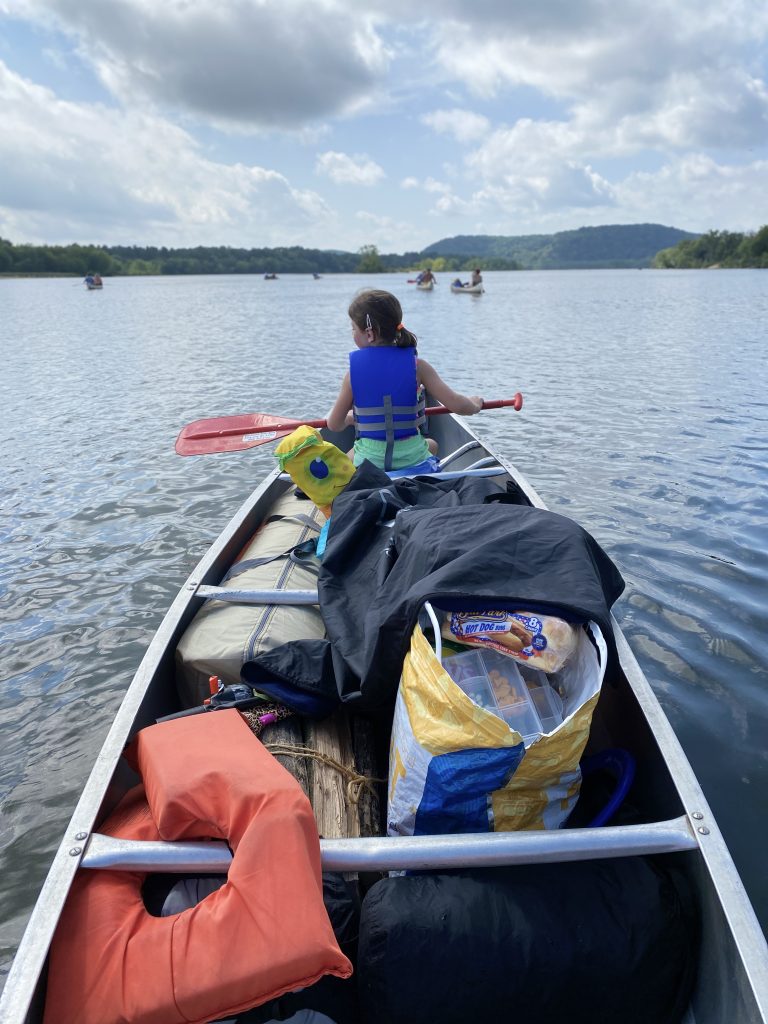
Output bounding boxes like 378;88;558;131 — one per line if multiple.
441;610;579;673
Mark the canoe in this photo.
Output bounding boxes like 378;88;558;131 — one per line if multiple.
416;280;434;291
451;282;483;294
2;413;768;1024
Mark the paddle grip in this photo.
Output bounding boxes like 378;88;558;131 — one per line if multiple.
423;393;523;415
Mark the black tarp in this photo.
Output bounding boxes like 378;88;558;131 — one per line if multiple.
243;462;625;710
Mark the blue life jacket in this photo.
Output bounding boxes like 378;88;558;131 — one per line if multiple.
349;347;426;469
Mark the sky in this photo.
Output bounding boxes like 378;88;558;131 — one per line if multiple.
1;0;767;253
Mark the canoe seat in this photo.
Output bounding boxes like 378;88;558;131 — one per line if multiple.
387;456;440;478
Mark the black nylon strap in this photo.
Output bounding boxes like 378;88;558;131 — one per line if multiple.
222;514;322;581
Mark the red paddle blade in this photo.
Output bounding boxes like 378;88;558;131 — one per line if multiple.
176;413;318;456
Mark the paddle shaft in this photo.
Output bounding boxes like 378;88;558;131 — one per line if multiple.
186;397;522;443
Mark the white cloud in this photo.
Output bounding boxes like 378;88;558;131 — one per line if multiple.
0;61;334;246
463;117;613;211
614;155;768;232
315;150;385;185
355;209;424;250
424;177;452;194
428;1;768;93
401;176;420;189
422;108;490;143
431;192;469;215
6;0;392;130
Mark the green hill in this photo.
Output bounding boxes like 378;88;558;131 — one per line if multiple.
422;224;699;269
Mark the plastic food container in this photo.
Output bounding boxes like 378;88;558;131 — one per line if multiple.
526;678;564;734
442;648;542;743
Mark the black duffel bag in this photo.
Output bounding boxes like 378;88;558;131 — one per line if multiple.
357;856;698;1024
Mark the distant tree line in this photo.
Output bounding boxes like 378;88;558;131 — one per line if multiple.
7;225;764;276
653;227;768;268
0;237;520;277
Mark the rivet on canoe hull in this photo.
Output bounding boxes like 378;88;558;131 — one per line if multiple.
697;827;710;836
691;811;704;820
69;847;82;856
74;832;88;841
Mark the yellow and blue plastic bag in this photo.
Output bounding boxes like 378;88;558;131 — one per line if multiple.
387;621;606;835
275;426;355;516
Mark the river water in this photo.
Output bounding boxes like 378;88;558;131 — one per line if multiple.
1;269;767;982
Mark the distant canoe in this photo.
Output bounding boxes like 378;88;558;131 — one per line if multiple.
264;274;279;280
416;280;435;291
450;282;483;294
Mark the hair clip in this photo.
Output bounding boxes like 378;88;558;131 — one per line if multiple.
365;313;373;331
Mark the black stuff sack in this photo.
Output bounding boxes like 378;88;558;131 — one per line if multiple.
357;858;698;1024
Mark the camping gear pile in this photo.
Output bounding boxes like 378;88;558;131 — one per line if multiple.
38;425;700;1024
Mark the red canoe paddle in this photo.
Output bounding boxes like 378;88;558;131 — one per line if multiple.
175;394;523;456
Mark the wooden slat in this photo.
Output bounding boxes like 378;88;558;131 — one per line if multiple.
304;714;359;839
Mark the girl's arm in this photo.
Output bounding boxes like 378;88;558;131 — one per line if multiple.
417;359;483;415
326;372;354;432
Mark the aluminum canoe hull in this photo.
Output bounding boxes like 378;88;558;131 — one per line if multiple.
2;413;766;1024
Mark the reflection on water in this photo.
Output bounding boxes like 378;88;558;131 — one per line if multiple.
1;269;767;979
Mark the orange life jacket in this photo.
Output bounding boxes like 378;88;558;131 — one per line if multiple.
43;710;352;1024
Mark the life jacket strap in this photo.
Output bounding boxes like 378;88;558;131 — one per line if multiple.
354;404;422;416
353;401;424;435
354;396;422;470
383;395;395;471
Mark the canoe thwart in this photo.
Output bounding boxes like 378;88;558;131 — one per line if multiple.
84;834;233;872
81;816;697;873
274;467;504;485
195;586;319;605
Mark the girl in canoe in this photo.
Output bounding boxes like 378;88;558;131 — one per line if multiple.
326;289;483;471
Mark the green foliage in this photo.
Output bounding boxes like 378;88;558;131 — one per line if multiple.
412;255;520;272
0;237;14;272
355;244;383;273
652;227;768;269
